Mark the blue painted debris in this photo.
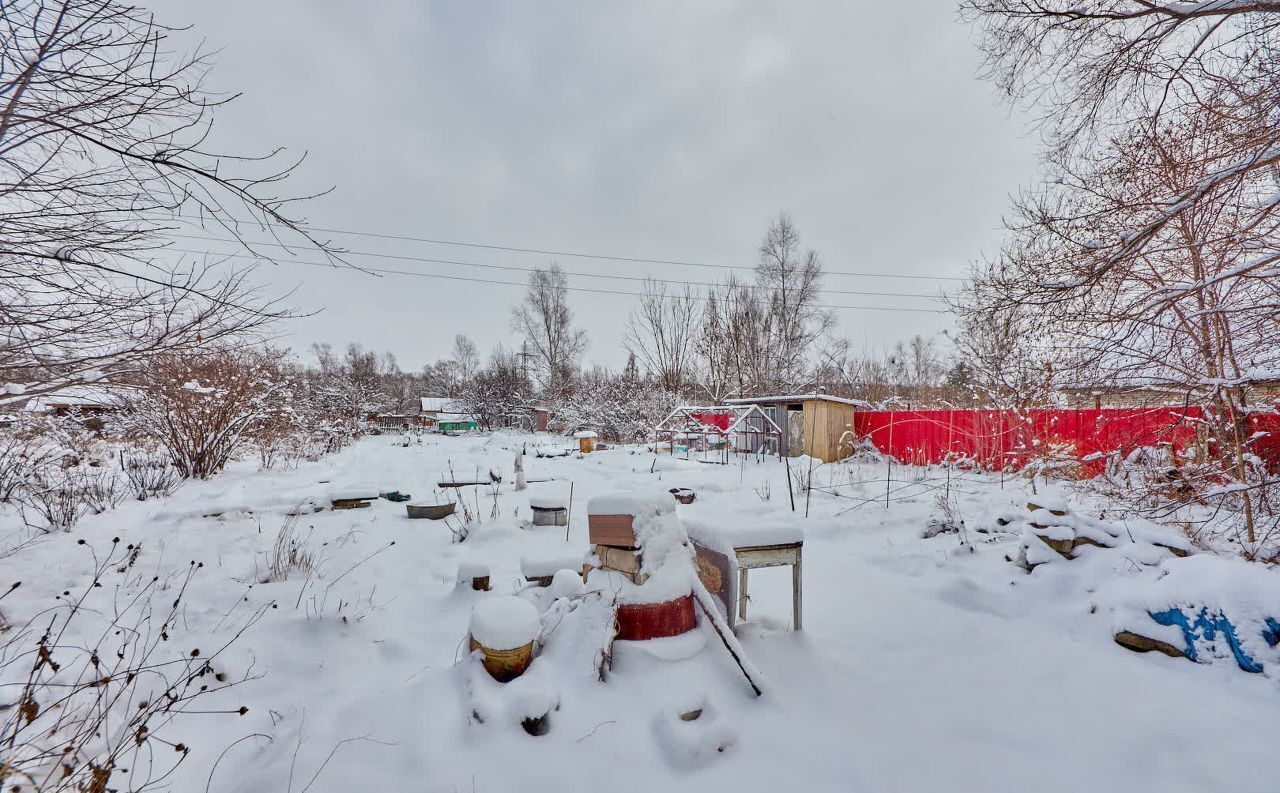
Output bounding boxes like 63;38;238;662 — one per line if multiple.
1263;617;1280;648
1148;607;1266;674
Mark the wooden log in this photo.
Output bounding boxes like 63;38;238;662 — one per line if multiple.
1113;630;1185;659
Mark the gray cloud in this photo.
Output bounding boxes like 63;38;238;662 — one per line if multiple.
149;0;1039;370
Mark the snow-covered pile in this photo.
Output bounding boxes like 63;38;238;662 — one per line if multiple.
1106;554;1280;672
1007;494;1192;570
470;596;540;650
521;554;585;580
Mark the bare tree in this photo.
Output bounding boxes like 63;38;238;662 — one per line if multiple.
755;214;834;386
962;1;1280;300
624;278;699;392
0;0;340;405
962;104;1280;553
451;334;480;382
511;264;587;394
693;287;735;402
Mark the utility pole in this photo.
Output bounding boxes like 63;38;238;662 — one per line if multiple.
517;341;535;386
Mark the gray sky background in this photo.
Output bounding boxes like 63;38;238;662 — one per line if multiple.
149;0;1040;372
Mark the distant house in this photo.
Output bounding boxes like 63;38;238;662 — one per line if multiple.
20;384;134;433
419;397;478;432
24;385;130;417
724;394;867;462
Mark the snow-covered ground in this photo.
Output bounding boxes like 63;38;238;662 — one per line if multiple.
3;432;1277;792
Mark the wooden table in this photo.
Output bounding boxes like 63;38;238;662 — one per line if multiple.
733;542;803;631
692;535;804;632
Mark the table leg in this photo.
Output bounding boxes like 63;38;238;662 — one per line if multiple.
738;567;749;621
792;550;803;631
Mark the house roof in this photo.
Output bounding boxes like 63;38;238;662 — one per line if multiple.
420;396;467;414
724;394;868;408
24;384;133;413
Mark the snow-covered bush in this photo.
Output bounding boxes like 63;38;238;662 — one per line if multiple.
550;375;679;443
0;539;259;791
124;347;297;479
120;450;182;501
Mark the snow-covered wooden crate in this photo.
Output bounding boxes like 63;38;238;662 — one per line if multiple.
468;597;539;682
574;430;598;453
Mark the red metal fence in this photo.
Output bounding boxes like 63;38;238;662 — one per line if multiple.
851;407;1280;475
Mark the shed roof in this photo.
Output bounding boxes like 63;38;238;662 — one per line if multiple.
724;394;868;408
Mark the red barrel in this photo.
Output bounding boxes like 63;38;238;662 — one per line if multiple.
616;593;697;640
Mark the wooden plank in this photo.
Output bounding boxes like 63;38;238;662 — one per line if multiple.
588;514;637;548
737;567;749;621
735;545;802;569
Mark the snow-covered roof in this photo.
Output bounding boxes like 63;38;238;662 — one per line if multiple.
724;394;868;407
420;396;467;414
23;384;133;413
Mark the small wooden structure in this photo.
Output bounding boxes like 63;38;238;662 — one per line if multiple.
652;405;783;463
588;512;637;548
575;430;598;453
724;394;863;463
331;496;375;510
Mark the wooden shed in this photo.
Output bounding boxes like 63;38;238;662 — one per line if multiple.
724;394;864;463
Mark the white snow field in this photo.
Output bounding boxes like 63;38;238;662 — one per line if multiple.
3;432;1277;792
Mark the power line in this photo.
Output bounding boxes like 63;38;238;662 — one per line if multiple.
164;245;950;315
152;214;968;282
163;235;948;301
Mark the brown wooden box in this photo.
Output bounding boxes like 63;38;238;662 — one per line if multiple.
588;514;636;548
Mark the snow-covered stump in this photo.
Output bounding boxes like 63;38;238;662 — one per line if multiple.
457;562;491;592
529;492;568;526
521;554;585;587
469;596;540;682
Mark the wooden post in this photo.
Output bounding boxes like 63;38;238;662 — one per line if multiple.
565;480;574;543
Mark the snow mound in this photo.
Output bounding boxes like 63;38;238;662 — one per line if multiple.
470;596;540;650
521;553;585;579
684;518;803;555
529;492;569;509
587;491;675;517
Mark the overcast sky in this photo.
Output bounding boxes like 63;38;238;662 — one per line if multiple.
150;0;1040;372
